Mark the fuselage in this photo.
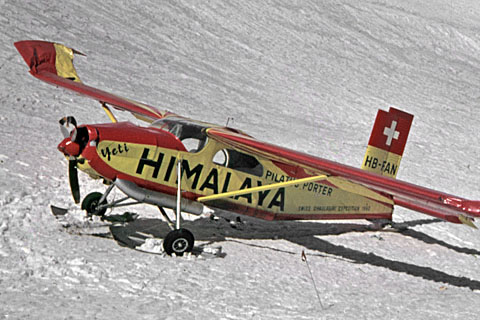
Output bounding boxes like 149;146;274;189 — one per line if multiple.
59;115;393;221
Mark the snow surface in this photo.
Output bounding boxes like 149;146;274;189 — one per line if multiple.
1;0;480;319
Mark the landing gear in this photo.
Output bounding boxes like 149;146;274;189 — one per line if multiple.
81;192;107;216
162;159;195;256
158;204;195;256
79;185;196;255
163;228;194;256
77;159;197;256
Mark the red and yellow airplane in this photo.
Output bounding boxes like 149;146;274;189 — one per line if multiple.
14;40;480;255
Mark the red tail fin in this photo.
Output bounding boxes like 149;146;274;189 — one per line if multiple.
362;107;414;178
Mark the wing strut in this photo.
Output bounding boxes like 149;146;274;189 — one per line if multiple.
198;174;328;202
102;102;118;123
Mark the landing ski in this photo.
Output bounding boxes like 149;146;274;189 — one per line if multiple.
50;205;113;237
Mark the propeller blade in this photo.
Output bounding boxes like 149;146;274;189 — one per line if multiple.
59;116;78;138
60;124;70;138
68;158;80;204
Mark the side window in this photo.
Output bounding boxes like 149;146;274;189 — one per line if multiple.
181;137;207;153
213;149;228;166
213;149;263;177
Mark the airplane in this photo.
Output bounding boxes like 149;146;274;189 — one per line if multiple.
14;40;480;256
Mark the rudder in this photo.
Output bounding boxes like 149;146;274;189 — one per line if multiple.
362;107;414;178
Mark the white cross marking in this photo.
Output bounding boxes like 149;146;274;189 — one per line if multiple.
383;120;400;146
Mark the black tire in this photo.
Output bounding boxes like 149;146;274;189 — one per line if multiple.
81;192;107;216
163;228;194;256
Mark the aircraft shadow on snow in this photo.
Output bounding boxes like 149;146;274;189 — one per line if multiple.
108;213;480;291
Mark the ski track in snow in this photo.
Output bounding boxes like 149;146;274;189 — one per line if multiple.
1;0;480;319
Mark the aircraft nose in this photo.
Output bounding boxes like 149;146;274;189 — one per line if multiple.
58;137;81;157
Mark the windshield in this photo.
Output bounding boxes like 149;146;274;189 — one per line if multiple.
151;117;209;153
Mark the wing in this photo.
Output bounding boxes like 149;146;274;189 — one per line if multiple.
207;128;480;226
14;40;172;122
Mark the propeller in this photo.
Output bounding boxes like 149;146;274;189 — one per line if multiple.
68;157;81;203
59;116;77;138
57;116;81;203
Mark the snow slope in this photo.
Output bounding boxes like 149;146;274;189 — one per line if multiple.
1;0;480;319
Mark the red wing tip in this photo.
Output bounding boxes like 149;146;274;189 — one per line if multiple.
444;197;480;217
462;200;480;217
14;40;51;50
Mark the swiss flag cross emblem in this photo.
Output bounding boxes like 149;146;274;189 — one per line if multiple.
368;108;414;156
383;120;400;146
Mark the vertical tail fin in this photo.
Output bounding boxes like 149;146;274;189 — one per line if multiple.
362;107;414;178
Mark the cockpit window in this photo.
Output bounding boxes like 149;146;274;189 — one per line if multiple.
213;148;263;177
151;117;208;153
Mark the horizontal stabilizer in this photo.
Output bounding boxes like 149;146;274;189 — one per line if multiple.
458;215;477;229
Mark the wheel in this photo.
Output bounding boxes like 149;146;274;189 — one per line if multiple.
163;228;194;256
81;192;107;216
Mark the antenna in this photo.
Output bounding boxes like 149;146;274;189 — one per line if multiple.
226;117;234;127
